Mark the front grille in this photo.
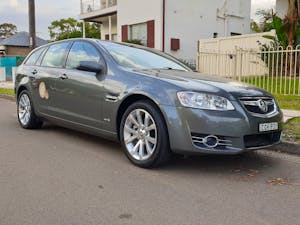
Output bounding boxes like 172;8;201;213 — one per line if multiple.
240;97;276;115
191;133;232;150
244;131;281;149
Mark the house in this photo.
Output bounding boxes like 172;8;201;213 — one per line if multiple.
79;0;251;64
0;31;48;56
276;0;288;18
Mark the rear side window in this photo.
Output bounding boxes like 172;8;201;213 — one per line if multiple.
41;42;70;68
25;47;45;66
66;42;101;69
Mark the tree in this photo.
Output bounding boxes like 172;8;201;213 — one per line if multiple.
48;18;100;41
0;23;17;38
252;9;276;33
284;0;300;46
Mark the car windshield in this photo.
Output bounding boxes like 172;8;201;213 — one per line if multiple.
99;41;189;71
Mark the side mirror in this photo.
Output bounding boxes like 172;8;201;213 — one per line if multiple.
76;61;103;73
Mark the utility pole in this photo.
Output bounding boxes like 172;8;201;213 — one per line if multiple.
28;0;36;49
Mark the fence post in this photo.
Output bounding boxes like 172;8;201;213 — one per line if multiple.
234;47;241;81
12;67;16;85
0;67;6;81
196;40;200;72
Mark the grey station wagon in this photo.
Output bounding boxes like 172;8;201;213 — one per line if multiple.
15;39;283;168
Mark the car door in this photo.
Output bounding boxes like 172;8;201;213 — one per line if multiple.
33;42;71;116
53;41;106;129
20;46;47;114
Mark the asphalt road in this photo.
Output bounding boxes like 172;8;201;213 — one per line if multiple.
1;98;300;225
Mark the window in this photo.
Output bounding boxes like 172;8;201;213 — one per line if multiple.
100;42;189;71
66;42;101;69
128;23;147;46
41;42;70;68
25;47;45;66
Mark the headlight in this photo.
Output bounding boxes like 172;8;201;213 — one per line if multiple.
177;92;235;111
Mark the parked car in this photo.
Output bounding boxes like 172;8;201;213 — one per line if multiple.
15;39;283;168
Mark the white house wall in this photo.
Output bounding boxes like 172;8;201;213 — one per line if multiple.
101;15;118;40
90;0;251;63
117;0;163;49
164;0;251;63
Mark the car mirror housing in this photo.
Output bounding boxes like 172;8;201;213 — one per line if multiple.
76;61;103;74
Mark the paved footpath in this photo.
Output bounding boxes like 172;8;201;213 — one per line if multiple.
1;98;300;225
282;109;300;122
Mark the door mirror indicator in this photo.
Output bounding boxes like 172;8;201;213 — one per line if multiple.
76;61;103;74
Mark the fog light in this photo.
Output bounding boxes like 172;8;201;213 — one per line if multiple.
203;135;219;148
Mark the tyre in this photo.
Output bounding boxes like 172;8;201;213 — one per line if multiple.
17;90;43;129
120;100;171;168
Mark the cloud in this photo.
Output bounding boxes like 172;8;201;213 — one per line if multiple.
0;0;79;39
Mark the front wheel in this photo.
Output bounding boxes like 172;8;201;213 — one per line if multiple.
120;101;171;168
17;90;43;129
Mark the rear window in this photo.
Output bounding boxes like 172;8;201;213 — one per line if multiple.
24;47;45;66
41;42;70;68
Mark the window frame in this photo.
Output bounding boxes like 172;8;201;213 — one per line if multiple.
24;47;46;66
99;41;192;72
40;41;72;69
65;40;107;75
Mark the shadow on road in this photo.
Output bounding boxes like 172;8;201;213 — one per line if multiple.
39;123;276;177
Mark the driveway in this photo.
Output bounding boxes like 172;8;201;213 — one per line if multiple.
0;98;300;225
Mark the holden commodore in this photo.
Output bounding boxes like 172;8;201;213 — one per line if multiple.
15;39;283;168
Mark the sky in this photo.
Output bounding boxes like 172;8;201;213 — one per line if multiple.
0;0;276;40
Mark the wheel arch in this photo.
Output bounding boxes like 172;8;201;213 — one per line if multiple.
16;85;28;99
116;93;169;141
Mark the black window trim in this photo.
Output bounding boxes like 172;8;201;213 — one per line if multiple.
39;41;73;69
23;47;46;66
64;40;108;75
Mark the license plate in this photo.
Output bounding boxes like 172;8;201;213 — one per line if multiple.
259;122;278;132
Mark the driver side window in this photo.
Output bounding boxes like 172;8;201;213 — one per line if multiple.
66;42;101;70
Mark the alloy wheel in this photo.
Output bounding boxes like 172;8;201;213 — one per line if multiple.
18;93;32;126
123;109;157;161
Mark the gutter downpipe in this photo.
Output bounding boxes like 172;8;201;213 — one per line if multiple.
162;0;165;52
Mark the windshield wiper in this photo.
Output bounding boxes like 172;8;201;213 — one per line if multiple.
150;67;186;71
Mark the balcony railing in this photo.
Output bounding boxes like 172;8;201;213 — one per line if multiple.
80;0;117;14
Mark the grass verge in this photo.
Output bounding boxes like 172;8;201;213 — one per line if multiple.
283;117;300;144
273;94;300;111
0;88;15;96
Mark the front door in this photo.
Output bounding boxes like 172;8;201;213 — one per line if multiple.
53;41;106;129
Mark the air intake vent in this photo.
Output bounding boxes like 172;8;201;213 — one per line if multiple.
191;133;232;150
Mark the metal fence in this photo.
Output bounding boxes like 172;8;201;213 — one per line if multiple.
0;56;25;81
197;46;300;96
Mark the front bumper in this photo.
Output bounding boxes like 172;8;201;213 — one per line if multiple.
161;101;283;155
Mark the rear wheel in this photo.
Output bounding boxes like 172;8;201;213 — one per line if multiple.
17;90;43;129
120;101;171;168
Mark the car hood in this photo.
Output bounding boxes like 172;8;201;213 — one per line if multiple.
135;69;272;99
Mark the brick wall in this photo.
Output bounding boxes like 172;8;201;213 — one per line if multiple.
6;46;31;56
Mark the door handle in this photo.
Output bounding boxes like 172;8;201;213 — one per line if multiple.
59;74;68;80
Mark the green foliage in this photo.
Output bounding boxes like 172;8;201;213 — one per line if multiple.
48;18;100;41
251;21;261;33
261;16;288;48
252;8;275;33
0;23;17;38
0;88;14;96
